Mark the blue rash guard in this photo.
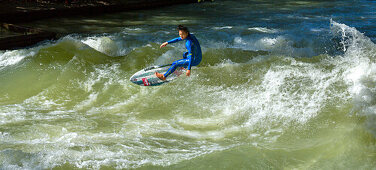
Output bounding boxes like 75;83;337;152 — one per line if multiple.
163;33;202;78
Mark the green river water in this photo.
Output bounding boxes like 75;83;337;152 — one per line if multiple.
1;0;376;169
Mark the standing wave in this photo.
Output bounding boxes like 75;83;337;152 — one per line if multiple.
330;20;376;137
0;20;376;169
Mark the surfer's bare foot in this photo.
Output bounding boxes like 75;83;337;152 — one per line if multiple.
155;72;166;80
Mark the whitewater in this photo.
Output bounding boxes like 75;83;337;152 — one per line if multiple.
1;0;376;169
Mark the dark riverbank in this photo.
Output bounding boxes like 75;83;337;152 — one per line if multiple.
0;23;56;50
0;0;197;50
0;0;197;23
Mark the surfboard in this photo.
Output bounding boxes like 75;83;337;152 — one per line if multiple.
129;64;185;86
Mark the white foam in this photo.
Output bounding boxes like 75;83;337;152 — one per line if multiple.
232;35;316;57
331;20;376;136
234;35;284;50
74;63;126;111
81;36;121;56
0;127;227;169
0;49;36;68
0;104;28;125
259;37;279;46
123;27;143;32
248;27;278;33
212;26;233;30
310;28;325;32
182;55;348;142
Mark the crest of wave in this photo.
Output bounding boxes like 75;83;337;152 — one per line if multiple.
331;19;376;137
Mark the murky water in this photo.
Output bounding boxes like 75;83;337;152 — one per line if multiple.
1;0;376;169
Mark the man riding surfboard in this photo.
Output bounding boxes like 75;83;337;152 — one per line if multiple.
155;25;202;80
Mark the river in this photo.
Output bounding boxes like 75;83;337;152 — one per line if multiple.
1;0;376;169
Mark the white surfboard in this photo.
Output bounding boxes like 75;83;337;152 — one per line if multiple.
129;64;185;86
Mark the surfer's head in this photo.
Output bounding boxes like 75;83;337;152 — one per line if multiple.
178;25;189;40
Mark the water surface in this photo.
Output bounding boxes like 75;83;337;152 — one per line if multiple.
1;0;376;169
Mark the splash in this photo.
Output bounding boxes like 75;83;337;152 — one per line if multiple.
81;36;122;57
331;19;376;136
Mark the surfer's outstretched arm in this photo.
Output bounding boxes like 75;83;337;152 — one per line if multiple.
168;37;182;44
160;37;182;48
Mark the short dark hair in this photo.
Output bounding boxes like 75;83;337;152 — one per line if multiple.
177;25;189;33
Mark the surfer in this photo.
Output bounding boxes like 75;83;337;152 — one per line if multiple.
155;25;202;80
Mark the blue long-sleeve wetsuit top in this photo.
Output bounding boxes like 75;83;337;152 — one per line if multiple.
167;33;202;71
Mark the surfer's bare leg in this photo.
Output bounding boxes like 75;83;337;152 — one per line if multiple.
155;72;166;80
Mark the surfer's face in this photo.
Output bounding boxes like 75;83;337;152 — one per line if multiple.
179;30;188;40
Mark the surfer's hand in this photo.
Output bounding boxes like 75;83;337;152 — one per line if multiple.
186;70;191;76
160;42;168;48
